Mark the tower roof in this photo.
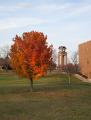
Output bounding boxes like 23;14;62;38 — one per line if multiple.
58;46;66;52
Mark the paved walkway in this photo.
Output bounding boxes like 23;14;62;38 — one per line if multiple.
74;74;91;83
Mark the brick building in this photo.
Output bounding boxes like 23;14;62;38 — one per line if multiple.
79;40;91;79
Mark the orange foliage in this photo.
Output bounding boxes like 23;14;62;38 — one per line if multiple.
10;31;52;80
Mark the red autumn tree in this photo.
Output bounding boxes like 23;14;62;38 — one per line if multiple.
9;31;53;91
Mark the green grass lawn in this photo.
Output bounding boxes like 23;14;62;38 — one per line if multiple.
0;71;91;120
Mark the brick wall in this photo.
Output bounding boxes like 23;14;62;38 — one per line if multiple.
79;40;91;79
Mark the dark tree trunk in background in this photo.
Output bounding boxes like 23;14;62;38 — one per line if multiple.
68;74;71;85
29;78;33;92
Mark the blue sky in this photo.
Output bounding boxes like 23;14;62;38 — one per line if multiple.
0;0;91;54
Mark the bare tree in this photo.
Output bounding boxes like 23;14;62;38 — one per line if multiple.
52;49;57;64
0;45;10;58
49;48;57;72
71;51;80;73
64;63;77;85
0;45;11;71
71;51;78;65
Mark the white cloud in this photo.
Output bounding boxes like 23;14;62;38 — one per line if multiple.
17;3;31;8
66;4;91;17
0;1;91;53
33;3;91;17
0;2;91;16
36;3;71;11
0;17;48;30
0;2;31;12
0;6;16;12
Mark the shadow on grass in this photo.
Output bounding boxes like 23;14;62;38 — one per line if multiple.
0;81;91;94
0;72;91;94
35;84;91;92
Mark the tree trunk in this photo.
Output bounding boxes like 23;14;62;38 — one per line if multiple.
68;74;71;85
29;78;33;92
